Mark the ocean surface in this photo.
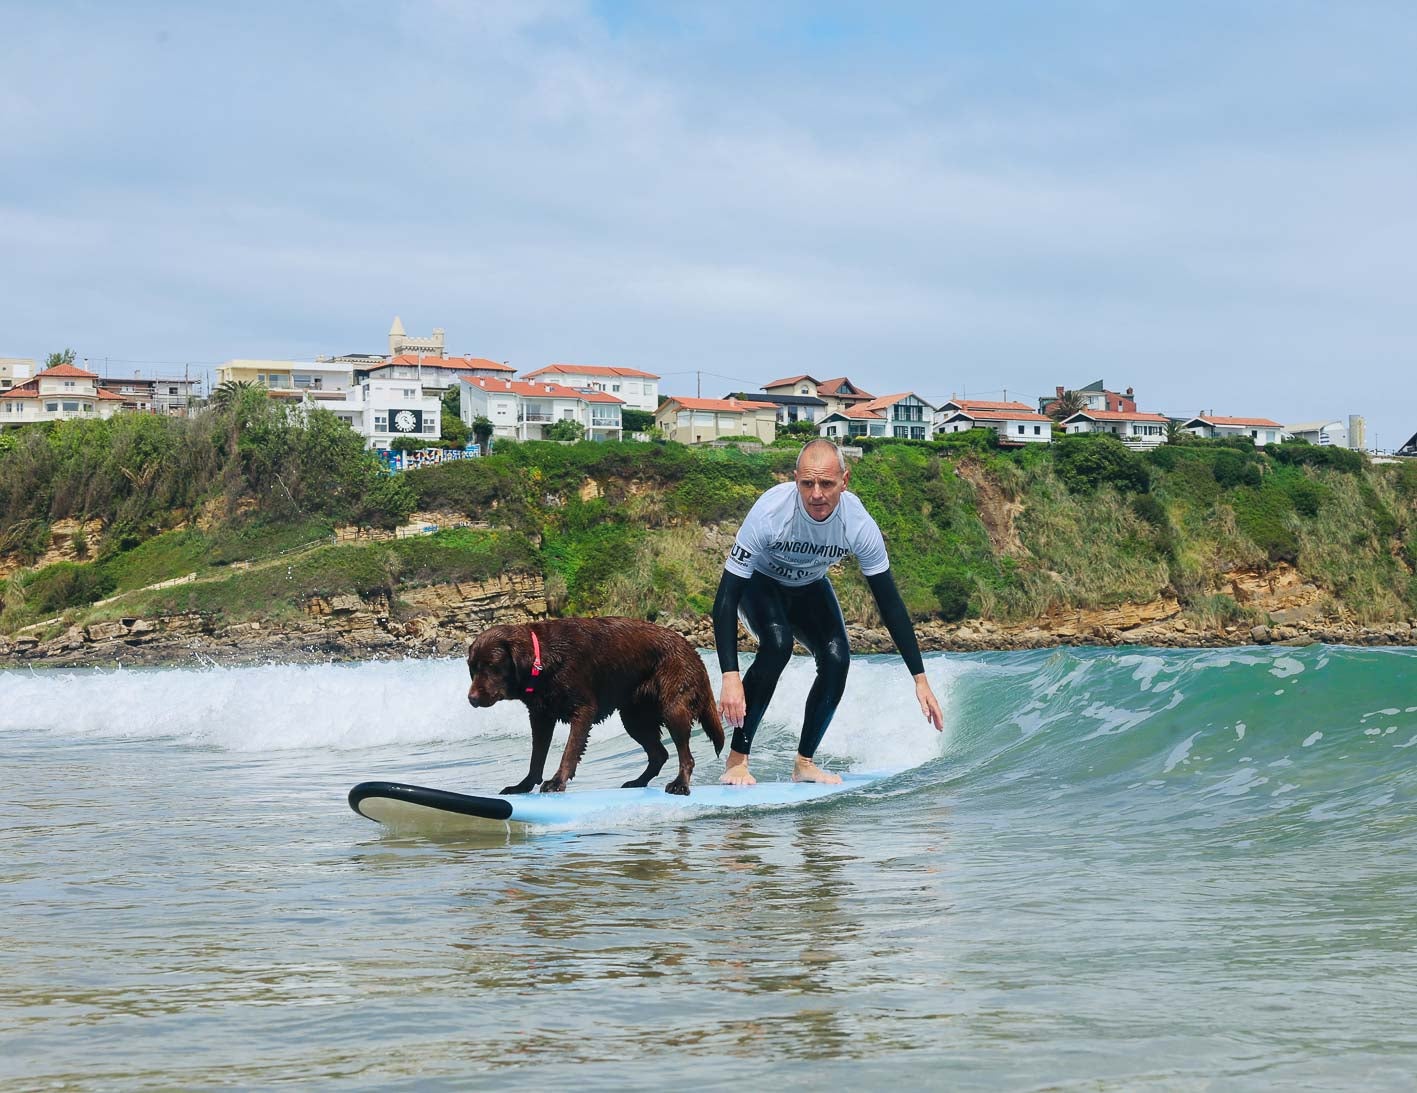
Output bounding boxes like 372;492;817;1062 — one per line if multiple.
4;645;1417;1090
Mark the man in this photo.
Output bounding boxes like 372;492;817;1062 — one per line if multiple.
713;438;944;785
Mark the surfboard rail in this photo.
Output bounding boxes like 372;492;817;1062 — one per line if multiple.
349;772;892;832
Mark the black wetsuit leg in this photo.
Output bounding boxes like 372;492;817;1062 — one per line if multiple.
733;572;795;756
787;578;851;760
733;573;851;759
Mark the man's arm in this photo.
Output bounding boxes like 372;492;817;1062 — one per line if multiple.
712;569;751;727
864;568;944;732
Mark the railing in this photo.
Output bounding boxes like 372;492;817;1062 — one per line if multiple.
590;417;621;428
519;412;554;423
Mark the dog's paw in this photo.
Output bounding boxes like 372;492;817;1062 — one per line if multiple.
539;778;567;793
621;778;650;789
664;778;690;796
500;780;536;795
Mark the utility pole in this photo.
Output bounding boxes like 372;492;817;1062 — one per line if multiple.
696;371;701;398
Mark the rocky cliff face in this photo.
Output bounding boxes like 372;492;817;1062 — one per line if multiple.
2;562;1412;669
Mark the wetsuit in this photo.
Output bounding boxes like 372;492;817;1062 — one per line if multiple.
712;482;926;759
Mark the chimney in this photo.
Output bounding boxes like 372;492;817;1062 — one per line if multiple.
1056;386;1064;398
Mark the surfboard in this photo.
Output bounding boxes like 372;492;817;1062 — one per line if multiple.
348;772;889;832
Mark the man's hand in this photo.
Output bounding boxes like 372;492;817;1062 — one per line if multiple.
914;673;944;732
719;671;746;728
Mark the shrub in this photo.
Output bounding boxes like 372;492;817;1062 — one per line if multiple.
1269;441;1364;474
1052;435;1151;494
933;570;973;621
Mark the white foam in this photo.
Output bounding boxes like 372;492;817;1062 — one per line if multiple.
2;651;956;770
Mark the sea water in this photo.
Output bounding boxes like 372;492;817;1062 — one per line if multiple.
3;646;1416;1089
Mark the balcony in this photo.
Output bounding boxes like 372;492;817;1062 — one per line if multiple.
590;417;621;428
519;412;554;423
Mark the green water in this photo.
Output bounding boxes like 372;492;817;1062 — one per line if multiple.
3;645;1416;1089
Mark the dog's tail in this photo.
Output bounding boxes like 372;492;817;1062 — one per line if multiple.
698;684;726;756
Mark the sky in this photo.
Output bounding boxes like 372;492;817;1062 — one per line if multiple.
3;0;1415;449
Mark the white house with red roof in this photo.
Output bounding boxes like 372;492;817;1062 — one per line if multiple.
520;364;659;413
1061;408;1171;449
817;403;888;440
1180;414;1285;446
862;392;935;440
0;363;126;426
814;377;875;417
654;396;778;445
934;399;1053;444
359;354;514;393
459;376;624;442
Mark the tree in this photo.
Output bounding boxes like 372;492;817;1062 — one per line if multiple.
545;419;585;442
439;388;471;446
472;415;494;451
210;379;260;409
1049;389;1087;422
45;348;77;369
621;408;655;433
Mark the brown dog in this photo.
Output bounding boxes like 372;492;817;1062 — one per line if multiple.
467;617;725;796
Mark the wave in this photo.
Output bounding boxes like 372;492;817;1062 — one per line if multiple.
5;647;1415;830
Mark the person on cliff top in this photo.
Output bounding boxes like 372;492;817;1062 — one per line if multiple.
713;438;944;785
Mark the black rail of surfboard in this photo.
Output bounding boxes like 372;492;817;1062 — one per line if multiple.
348;781;514;821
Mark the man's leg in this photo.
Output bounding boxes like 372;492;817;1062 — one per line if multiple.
722;574;793;785
787;578;850;783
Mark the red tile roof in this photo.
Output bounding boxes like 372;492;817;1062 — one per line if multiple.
816;377;874;400
2;383;38;398
1065;409;1170;424
95;389;127;401
38;363;100;379
580;390;626;405
381;355;515;372
830;404;885;420
523;363;659;380
943;398;1038;413
763;374;822;390
1189;415;1284;429
660;396;776;413
946;407;1053;424
460;375;599;400
863;392;936;412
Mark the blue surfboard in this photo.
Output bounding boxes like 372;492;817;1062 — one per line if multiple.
348;773;890;832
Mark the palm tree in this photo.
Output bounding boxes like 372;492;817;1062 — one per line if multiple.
1049;389;1087;422
210;379;259;409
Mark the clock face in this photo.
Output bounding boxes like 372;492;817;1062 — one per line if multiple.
394;410;418;432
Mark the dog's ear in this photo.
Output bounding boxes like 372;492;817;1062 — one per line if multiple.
505;634;533;688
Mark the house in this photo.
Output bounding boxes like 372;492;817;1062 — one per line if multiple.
458;376;624;441
0;363;126;426
520;364;660;413
1180;415;1285;446
814;377;876;417
863;393;935;440
1061;408;1171;448
329;376;442;449
817;404;888;440
762;374;823;398
654;396;778;445
1286;416;1366;450
358;355;514;393
97;375;200;416
934;399;1053;444
726;390;827;426
215;359;355;393
1398;430;1417;458
1039;379;1138;417
1;357;35;390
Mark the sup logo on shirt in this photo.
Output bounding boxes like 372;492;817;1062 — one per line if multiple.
729;544;753;565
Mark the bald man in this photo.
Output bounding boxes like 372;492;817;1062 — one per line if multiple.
713;438;944;785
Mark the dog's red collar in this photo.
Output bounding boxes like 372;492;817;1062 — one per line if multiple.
526;630;544;693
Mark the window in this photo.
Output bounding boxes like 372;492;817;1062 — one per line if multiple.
46;402;59;411
1034;426;1041;435
64;380;76;388
611;383;620;393
1017;425;1025;435
83;403;93;412
374;414;388;431
423;418;436;434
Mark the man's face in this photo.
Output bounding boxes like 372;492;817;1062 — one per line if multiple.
795;451;849;521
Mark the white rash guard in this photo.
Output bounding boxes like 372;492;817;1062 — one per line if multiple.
724;481;891;587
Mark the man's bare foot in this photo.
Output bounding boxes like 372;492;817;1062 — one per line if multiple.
792;755;842;784
720;751;756;785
